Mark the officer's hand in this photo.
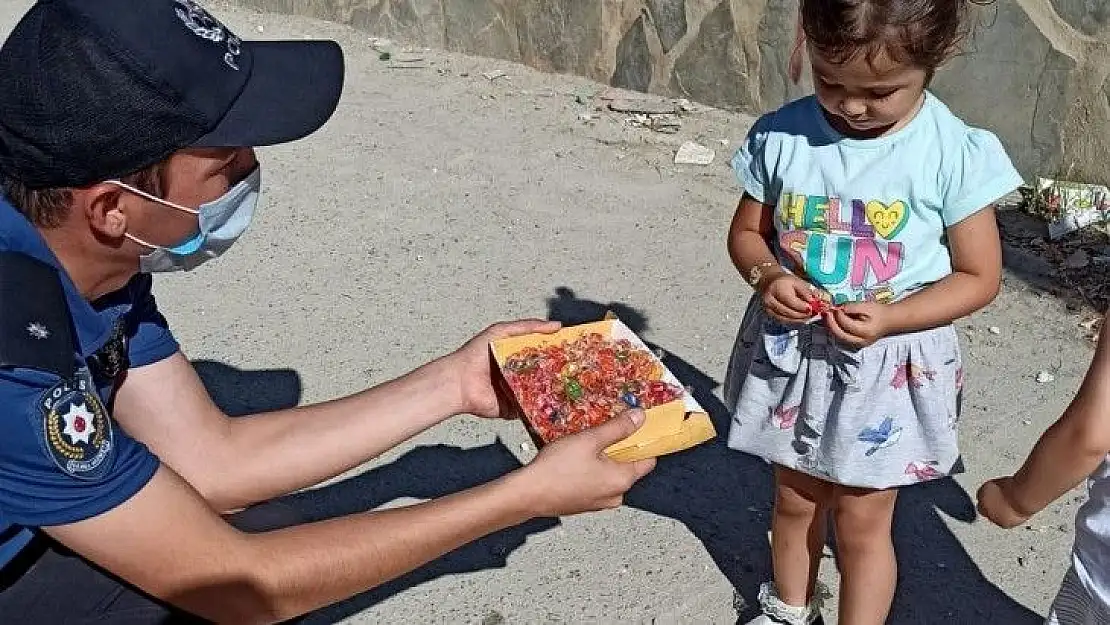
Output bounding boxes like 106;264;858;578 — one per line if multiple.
515;409;656;517
443;319;561;419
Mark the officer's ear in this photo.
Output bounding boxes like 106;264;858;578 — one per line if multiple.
77;183;130;240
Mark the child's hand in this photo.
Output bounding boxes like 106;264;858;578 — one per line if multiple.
976;478;1032;529
761;273;823;324
824;302;890;348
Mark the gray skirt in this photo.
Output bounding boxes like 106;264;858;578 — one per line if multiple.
1046;564;1110;625
724;296;964;489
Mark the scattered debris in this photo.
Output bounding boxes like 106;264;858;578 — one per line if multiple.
520;442;533;453
1036;371;1056;384
674;141;715;166
988;326;1001;335
608;98;678;115
388;56;428;69
1028;177;1110;240
369;37;395;61
675;98;696;113
482;70;509;82
625;113;681;134
1022;419;1032;425
1080;316;1103;343
577;112;596;123
1065;249;1091;269
572;87;600;105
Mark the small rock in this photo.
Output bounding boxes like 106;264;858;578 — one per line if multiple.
675;98;696;112
989;326;1001;335
1065;249;1091;269
1017;556;1025;567
577;112;595;122
255;25;264;33
1022;419;1032;425
482;70;508;81
1036;371;1055;384
674;141;715;166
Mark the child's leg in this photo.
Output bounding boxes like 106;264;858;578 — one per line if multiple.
772;466;833;606
831;485;899;625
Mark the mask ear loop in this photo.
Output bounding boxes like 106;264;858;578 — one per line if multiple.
788;11;805;86
105;180;199;215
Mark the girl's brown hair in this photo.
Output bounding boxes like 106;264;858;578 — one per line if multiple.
788;0;992;82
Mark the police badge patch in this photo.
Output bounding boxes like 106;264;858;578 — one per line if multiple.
39;371;114;480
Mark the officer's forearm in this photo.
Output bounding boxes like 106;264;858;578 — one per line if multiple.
209;357;463;511
193;469;538;623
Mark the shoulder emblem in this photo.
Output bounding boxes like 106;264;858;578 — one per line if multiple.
38;370;114;480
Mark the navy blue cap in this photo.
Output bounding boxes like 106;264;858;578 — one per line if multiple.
0;0;345;189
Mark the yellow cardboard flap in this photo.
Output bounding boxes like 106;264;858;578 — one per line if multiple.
606;412;716;463
603;400;686;454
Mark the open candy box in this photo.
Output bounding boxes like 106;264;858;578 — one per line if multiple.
489;314;716;462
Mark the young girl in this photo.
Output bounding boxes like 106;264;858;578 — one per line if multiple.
978;310;1110;624
723;1;1021;623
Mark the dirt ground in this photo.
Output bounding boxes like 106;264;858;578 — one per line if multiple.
2;1;1102;622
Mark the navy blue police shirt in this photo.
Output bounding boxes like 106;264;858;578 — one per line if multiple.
0;197;179;568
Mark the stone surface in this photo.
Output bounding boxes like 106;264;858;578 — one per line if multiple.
669;0;756;112
646;0;687;52
237;0;1110;185
612;14;653;93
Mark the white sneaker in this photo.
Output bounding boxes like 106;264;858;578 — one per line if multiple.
744;581;828;625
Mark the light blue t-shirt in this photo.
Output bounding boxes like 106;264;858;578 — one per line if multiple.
733;92;1025;305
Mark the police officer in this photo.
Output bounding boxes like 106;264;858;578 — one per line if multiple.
0;1;656;622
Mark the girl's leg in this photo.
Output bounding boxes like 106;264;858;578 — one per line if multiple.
772;466;833;606
831;486;899;625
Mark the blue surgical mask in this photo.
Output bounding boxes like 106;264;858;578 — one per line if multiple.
110;166;262;273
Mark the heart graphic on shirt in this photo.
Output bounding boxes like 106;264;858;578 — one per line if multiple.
865;200;909;239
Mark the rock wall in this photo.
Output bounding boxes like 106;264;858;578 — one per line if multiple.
234;0;1110;185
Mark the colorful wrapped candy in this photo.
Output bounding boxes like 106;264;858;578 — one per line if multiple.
500;332;684;443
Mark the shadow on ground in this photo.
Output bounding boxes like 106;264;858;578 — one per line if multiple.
191;283;1045;624
544;287;1043;624
191;360;559;624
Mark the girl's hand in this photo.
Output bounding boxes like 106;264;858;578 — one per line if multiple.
824;302;890;348
976;477;1033;529
761;272;823;324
